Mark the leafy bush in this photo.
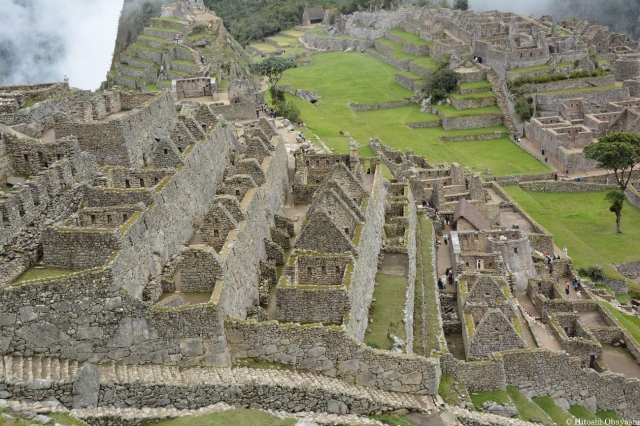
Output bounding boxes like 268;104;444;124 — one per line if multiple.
515;96;533;121
431;88;446;103
427;68;459;94
584;265;607;282
191;24;206;34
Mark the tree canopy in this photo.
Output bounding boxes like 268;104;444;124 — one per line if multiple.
453;0;468;10
583;132;640;190
252;56;297;95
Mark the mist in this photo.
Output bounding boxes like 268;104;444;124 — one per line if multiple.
468;0;551;17
0;0;124;91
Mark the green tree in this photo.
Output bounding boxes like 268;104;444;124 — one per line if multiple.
605;190;625;233
252;56;297;98
514;96;533;121
584;132;640;191
453;0;468;10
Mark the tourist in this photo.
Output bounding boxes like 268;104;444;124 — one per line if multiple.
541;147;545;156
545;157;548;163
256;109;260;118
448;270;453;285
554;173;558;181
565;168;569;178
605;177;609;185
565;282;570;296
422;199;427;208
444;234;448;245
577;290;582;300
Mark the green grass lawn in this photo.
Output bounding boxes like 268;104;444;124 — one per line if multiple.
249;42;277;53
366;273;408;350
532;396;575;425
439;373;471;406
459;80;492;90
506;387;553;423
147;409;296;426
387;28;431;46
369;414;413;426
276;52;548;176
450;91;496;100
470;390;512;410
282;29;305;38
375;39;420;61
509;64;552;74
596;410;623;421
503;187;640;280
306;27;361;40
569;405;598;421
49;413;89;426
266;36;294;47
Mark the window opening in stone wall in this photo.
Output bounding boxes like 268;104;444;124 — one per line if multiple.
154;178;158;185
91;215;96;224
140;179;144;187
107;215;112;223
235;189;240;196
38;152;43;162
322;266;326;275
24;154;29;162
214;230;219;237
57;154;62;160
336;266;340;275
125;179;130;188
344;228;349;235
123;214;128;222
307;267;312;276
164;149;168;155
514;247;518;254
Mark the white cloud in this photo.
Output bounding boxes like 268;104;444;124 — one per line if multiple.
0;0;123;90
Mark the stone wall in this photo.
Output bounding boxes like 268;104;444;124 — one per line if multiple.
304;33;374;52
55;93;176;168
519;181;617;192
439;113;502;131
225;319;440;394
518;75;615;94
346;169;387;341
625;184;640;211
349;99;411;112
0;82;69;102
176;246;221;293
208;102;256;120
0;266;226;366
450;96;496;111
534;87;630;115
276;278;350;324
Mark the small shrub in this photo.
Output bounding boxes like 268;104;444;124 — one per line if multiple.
368;341;381;349
574;59;580;68
515;96;533;121
586;265;607;282
431;88;446;103
191;24;206;35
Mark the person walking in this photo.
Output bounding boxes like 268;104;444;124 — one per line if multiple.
565;282;570;296
577;290;582;300
444;234;448;245
541;147;545;156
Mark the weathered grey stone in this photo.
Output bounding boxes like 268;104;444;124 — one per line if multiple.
327;399;348;415
180;338;204;357
107;317;158;348
73;364;100;409
15;322;70;347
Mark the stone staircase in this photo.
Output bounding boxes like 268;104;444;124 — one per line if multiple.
477;63;518;135
1;356;435;413
1;356;80;383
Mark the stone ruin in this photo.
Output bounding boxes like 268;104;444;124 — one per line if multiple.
3;3;640;424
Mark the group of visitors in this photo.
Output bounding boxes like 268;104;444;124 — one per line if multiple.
512;134;521;143
565;278;582;299
438;268;454;289
542;252;560;265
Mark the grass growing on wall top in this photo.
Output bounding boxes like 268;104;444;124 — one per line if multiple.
147;409;297;425
532;396;575;425
14;266;78;283
469;390;512;410
568;405;598;421
438;373;471;406
386;28;432;47
506;387;553;423
274;53;549;176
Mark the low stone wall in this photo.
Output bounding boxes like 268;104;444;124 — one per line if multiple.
535;87;630;114
365;48;411;71
489;172;555;186
276;281;349;325
394;74;424;91
440;113;502;131
406;121;441;129
450;96;496;111
518;75;615;94
456;68;487;83
506;64;575;82
0;82;69;102
439;132;506;142
625;184;640;211
225;319;441;395
349;100;411;112
519;181;617;192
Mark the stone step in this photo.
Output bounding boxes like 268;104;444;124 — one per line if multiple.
138;35;168;50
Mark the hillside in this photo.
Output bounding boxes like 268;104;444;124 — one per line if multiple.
548;0;640;39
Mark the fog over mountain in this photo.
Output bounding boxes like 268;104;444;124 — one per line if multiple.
0;0;123;90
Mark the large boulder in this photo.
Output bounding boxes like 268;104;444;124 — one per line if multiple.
73;364;100;409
